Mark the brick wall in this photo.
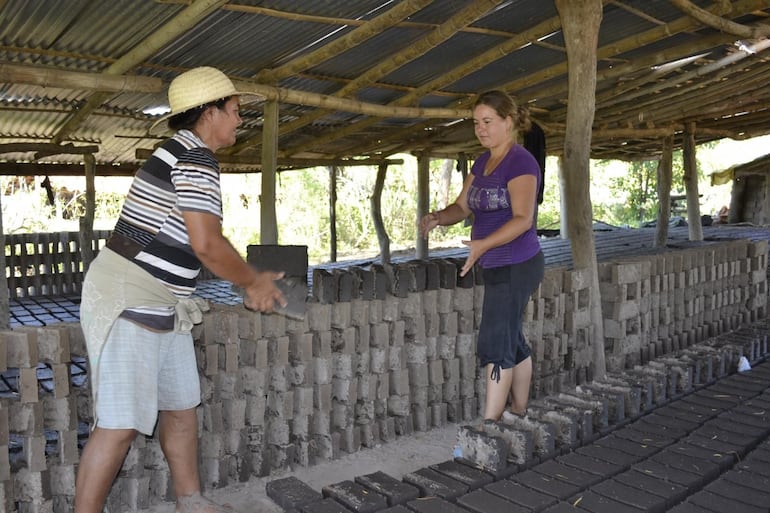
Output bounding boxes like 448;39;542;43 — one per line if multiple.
1;239;766;512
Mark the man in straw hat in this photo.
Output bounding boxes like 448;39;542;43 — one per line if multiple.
75;67;284;513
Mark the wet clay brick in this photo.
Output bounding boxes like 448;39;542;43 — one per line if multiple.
567;490;645;513
591;479;667;513
614;469;688;507
266;476;323;511
633;459;705;491
531;459;602;490
510;469;581;500
556;452;624;479
704;479;770;509
484;479;557;511
457;489;529;513
402;468;468;501
649;449;720;484
688;490;767;513
405;496;469;513
355;471;420;506
322;480;388;513
300;498;354;513
429;460;494;491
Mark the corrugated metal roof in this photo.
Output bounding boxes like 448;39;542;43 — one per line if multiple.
1;0;770;172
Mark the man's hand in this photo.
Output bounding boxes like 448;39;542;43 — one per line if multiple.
243;271;287;313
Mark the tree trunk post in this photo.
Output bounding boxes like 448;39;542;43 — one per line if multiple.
655;135;674;247
328;166;338;262
371;162;391;265
261;99;279;244
683;122;703;241
79;153;96;274
555;0;606;379
416;152;430;259
558;155;568;239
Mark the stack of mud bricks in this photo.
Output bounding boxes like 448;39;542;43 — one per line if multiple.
0;324;86;513
598;239;768;374
3;240;768;512
533;266;593;400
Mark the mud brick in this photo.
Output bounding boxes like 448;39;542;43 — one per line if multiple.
592;478;668;512
593;434;659;460
533;459;603;490
482;420;534;465
4;330;39;367
650;448;720;484
43;395;77;431
430;459;494;490
301;497;356;513
484;479;557;511
322;480;388;513
457;489;529;513
614;426;675;450
355;471;420;506
13;466;51;502
668;441;737;470
19;366;39;403
565;490;646;513
435;259;458;289
688;490;767;513
312;269;337;304
512;469;581;500
723;468;770;492
456;425;510;473
10;400;44;434
575;443;638;469
634;412;695;439
500;413;557;458
402;467;469;500
614;468;688;506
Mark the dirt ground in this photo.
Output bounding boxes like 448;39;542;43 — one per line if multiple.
137;423;461;513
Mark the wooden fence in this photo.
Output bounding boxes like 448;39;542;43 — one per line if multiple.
4;231;110;298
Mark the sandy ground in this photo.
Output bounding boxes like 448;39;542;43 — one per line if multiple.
137;423;461;513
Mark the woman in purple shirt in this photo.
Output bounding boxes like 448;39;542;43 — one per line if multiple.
420;90;544;421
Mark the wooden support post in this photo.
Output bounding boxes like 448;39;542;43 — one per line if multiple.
261;100;279;244
328;166;338;263
683;122;703;241
78;153;96;274
728;176;745;223
555;0;606;379
655;135;674;247
558;155;568;239
416;153;430;259
371;163;391;265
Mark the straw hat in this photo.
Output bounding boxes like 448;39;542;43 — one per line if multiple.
149;67;263;132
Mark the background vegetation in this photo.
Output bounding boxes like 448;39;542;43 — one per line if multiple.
2;134;769;265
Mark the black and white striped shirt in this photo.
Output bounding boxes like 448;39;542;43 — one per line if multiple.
107;129;221;329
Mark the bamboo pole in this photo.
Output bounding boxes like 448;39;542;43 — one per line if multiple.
0;63;162;93
78;154;96;273
261;100;279;244
52;0;228;144
669;0;770;38
0;190;8;328
0;143;100;156
416;153;430;260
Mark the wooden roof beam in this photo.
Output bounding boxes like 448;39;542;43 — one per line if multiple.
669;0;770;38
0;63;162;93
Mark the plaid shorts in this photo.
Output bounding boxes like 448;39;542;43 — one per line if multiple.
94;317;201;435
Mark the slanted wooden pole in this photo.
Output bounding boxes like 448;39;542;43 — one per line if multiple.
78;153;96;273
0;191;9;329
555;0;606;379
372;163;391;265
683;122;703;241
416;153;430;259
261;100;279;244
655;135;674;247
328;166;338;262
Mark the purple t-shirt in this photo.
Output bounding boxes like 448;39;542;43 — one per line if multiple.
468;144;541;268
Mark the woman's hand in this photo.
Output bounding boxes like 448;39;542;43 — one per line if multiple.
460;239;487;277
419;211;440;238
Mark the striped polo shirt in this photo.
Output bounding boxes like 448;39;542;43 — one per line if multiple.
106;129;222;329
